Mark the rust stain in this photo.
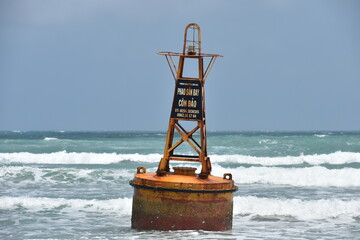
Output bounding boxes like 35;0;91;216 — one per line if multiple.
131;187;234;231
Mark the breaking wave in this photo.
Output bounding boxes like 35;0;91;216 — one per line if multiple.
1;165;360;187
211;151;360;166
1;196;359;221
314;134;328;138
0;166;136;183
0;151;360;166
0;196;132;216
211;165;360;187
0;151;162;164
43;137;58;141
234;196;360;220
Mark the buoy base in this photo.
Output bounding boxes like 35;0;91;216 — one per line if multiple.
129;170;237;231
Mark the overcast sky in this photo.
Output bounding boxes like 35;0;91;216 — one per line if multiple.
0;0;359;131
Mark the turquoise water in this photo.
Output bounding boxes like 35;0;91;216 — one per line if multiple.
1;131;360;239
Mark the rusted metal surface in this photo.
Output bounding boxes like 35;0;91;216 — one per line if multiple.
129;168;237;230
130;170;237;192
131;182;234;230
173;167;196;176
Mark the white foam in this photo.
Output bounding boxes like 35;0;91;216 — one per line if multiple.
1;196;358;221
0;166;135;183
314;134;328;138
0;166;44;182
44;137;58;141
1;151;360;166
211;151;360;166
234;196;360;220
258;139;278;144
3;164;358;187
212;165;360;187
0;196;132;216
0;151;162;164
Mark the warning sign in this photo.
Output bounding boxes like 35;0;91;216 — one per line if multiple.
171;79;202;120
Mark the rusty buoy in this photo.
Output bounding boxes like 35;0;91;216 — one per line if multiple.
130;167;237;230
129;23;236;231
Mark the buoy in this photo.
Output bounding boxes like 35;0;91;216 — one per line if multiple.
129;23;237;231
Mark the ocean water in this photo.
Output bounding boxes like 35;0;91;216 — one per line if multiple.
1;131;360;239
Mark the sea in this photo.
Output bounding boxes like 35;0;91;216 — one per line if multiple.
1;131;360;239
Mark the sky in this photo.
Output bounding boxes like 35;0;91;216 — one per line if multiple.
0;0;359;131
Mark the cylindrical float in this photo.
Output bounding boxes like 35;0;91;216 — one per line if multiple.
130;167;237;231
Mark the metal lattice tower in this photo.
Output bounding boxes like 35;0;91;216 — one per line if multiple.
156;23;223;178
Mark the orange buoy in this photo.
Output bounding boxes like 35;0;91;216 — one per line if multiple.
129;23;237;231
